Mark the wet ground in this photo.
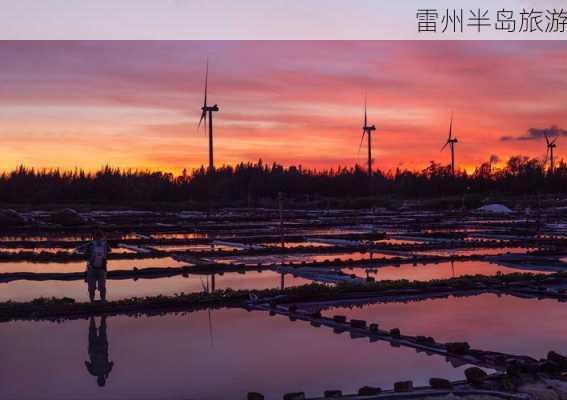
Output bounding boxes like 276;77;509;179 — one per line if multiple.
341;260;549;282
319;293;567;360
1;206;567;398
0;308;484;400
0;270;311;302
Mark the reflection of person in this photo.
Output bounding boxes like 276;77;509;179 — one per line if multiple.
85;230;112;302
85;316;114;387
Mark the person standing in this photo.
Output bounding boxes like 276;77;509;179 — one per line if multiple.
85;230;112;302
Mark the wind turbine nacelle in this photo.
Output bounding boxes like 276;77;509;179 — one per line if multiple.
202;105;220;112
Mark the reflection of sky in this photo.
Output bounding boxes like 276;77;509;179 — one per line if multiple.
0;40;566;173
0;270;307;302
343;259;548;282
322;293;567;358
0;308;479;399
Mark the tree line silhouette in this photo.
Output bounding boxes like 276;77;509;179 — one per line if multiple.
0;156;565;206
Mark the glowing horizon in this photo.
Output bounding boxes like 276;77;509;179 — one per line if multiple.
1;41;566;175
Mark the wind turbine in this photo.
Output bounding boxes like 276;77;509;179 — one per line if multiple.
358;98;376;176
544;132;558;174
441;113;458;176
198;60;220;171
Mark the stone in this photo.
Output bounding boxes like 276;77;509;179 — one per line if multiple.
394;381;413;392
323;390;342;398
0;209;28;226
390;328;401;337
548;351;567;368
247;392;265;400
51;208;87;226
333;315;346;323
465;367;488;386
369;323;379;332
446;342;470;354
358;386;381;396
416;335;429;344
350;319;366;329
310;310;322;318
429;377;453;389
283;393;305;400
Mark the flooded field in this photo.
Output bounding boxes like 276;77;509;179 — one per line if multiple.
0;270;310;302
341;260;548;282
0;257;187;273
214;251;398;266
0;308;483;400
320;293;567;359
2;206;567;399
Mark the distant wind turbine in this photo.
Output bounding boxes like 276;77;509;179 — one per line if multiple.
441;113;458;176
358;98;376;176
198;60;220;171
544;132;558;174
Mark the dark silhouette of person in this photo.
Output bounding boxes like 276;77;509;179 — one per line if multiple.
84;230;112;302
85;316;114;387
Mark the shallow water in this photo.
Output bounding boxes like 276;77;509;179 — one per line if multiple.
264;241;333;248
411;247;529;257
0;257;187;274
151;244;234;252
150;232;208;239
0;270;310;302
320;293;567;359
0;246;135;254
214;251;398;266
341;260;546;282
0;308;481;400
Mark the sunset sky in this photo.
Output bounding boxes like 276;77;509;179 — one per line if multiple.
0;41;566;174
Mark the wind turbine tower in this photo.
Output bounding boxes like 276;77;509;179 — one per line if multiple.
198;61;220;171
359;99;376;176
544;132;558;174
441;114;458;176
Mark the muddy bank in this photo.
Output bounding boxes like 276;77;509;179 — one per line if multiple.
3;272;567;322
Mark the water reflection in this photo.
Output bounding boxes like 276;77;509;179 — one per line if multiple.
0;309;477;400
0;271;311;302
320;293;567;359
342;260;547;282
85;317;114;387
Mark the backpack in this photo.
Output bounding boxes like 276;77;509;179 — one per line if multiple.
89;242;108;269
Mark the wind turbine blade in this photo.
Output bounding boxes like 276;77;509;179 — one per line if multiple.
198;111;206;128
364;95;367;128
551;136;558;145
544;132;550;145
441;141;449;152
544;149;549;165
358;131;366;154
448;112;453;140
203;59;209;107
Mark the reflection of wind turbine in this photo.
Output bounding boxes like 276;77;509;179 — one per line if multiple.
198;60;220;171
207;308;214;348
358;97;376;176
544;132;558;174
441;113;458;176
